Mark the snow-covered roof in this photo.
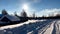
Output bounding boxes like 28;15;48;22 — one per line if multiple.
0;14;4;18
0;15;20;21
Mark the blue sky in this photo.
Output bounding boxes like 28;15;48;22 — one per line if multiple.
0;0;60;17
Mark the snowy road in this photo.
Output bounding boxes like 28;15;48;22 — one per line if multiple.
52;20;60;34
43;20;60;34
43;21;54;34
0;19;60;34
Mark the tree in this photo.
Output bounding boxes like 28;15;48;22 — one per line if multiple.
33;12;35;18
21;9;27;17
14;11;17;16
2;9;8;15
56;14;60;17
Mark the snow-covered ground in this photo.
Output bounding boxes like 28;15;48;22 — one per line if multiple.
0;19;60;34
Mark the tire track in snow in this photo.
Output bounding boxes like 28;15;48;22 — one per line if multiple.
43;21;55;34
52;20;60;34
56;20;60;34
38;20;55;34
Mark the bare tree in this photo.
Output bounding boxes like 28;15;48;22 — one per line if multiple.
14;11;17;16
2;9;8;15
33;12;35;18
21;9;27;17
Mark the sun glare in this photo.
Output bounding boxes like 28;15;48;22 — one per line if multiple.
23;4;28;10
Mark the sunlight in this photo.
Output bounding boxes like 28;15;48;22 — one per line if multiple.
22;4;28;11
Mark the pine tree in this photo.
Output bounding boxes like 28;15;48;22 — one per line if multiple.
2;9;8;15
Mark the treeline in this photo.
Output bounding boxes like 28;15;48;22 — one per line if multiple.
1;9;60;20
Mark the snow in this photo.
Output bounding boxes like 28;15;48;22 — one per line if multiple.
0;15;20;21
0;19;60;34
56;20;60;31
0;30;5;34
59;24;60;33
55;20;60;34
43;21;55;34
0;20;41;30
27;31;33;34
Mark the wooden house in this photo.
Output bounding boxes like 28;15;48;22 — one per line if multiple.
0;15;20;25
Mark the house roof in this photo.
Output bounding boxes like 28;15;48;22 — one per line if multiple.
0;15;20;21
0;14;4;18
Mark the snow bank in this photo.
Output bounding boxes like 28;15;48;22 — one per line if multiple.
0;20;44;30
